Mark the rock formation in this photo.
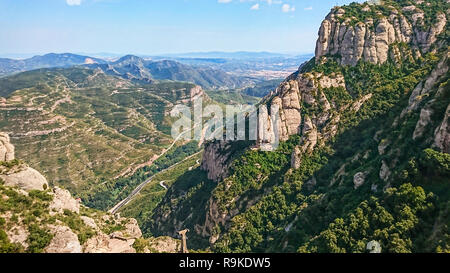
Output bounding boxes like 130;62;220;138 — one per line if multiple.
1;167;49;191
353;172;367;189
0;133;180;253
49;187;80;214
45;225;82;253
0;133;49;191
433;104;450;153
315;3;447;66
0;133;14;161
201;141;233;182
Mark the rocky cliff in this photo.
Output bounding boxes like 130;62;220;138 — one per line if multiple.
151;0;450;253
315;1;448;66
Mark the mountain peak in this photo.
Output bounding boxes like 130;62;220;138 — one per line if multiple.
315;0;448;66
115;55;145;64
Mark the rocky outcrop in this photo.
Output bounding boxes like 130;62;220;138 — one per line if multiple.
1;167;49;192
267;72;344;144
353;172;367;189
0;133;49;191
49;187;80;214
83;233;136;253
433;104;450;153
0;133;14;161
401;51;449;117
413;107;433;140
45;225;82;253
83;217;142;253
379;160;391;182
80;216;98;230
143;237;180;253
315;4;447;66
0;133;151;253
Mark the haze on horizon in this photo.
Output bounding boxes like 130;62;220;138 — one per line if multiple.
0;0;364;58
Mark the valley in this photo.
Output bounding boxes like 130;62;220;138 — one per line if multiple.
0;0;449;254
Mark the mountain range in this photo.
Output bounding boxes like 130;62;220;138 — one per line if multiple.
0;53;251;90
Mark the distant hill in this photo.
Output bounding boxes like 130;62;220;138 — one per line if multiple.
0;53;107;77
88;55;250;90
161;51;294;59
0;66;207;210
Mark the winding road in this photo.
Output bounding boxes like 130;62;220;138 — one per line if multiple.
108;115;221;214
159;181;168;190
108;151;202;214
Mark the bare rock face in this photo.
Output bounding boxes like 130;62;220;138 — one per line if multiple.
0;132;148;253
413;107;433;140
45;225;82;253
84;218;141;254
379;161;391;182
201;141;233;182
49;187;80;214
434;104;450;153
190;85;204;102
315;5;447;66
83;233;137;253
123;218;143;239
80;216;98;230
1;167;49;192
263;71;345;149
0;133;14;161
6;225;29;249
0;133;49;191
178;85;205;104
402;52;449;117
353;172;367;189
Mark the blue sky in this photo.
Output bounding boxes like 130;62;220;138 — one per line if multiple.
0;0;364;56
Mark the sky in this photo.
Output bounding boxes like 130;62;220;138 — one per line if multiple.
0;0;364;57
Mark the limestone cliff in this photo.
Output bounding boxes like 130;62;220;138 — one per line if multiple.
315;1;448;66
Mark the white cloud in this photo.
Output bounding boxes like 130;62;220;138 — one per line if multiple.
304;6;313;11
281;4;295;13
250;3;259;10
218;0;232;3
66;0;82;5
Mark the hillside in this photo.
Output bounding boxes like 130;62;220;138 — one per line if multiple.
0;66;205;210
146;0;450;253
88;55;251;90
0;53;251;91
0;134;181;253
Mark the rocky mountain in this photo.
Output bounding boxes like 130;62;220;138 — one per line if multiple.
0;133;183;253
88;55;250;90
147;0;450;253
0;53;107;77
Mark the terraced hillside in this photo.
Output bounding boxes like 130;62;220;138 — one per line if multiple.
0;67;206;209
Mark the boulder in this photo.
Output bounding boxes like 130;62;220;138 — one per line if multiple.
49;187;80;214
45;225;82;253
1;167;49;192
